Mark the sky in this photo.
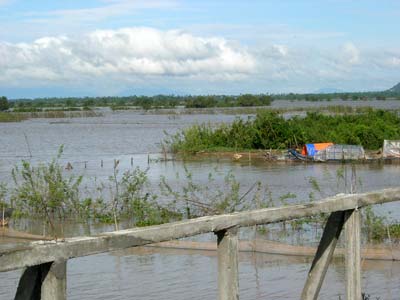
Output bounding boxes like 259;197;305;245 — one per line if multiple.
0;0;400;98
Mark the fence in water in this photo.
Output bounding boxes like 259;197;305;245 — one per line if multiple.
1;188;400;300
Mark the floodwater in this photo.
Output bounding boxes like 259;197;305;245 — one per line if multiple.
1;245;400;300
1;104;400;299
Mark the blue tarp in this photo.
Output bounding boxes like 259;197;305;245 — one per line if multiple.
304;144;317;156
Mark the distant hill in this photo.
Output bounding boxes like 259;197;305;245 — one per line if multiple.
388;82;400;92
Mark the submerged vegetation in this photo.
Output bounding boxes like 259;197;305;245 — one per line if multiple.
4;148;265;231
166;109;400;153
0;147;398;245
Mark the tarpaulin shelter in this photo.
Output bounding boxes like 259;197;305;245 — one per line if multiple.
301;143;333;157
313;144;365;161
382;140;400;158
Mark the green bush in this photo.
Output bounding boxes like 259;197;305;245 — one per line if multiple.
167;110;400;152
11;146;84;219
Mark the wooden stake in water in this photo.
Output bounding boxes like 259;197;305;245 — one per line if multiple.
351;164;357;194
23;132;33;158
101;160;103;168
131;157;133;166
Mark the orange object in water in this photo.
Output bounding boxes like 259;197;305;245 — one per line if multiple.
301;143;333;156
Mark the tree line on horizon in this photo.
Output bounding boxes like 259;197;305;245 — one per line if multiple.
1;89;400;111
2;94;273;111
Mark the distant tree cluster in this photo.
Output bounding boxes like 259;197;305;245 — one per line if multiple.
9;94;273;111
236;94;272;106
0;96;9;111
273;90;399;101
6;87;400;112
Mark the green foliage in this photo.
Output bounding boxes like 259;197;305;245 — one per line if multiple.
159;166;262;218
11;146;84;220
363;206;387;242
273;89;400;101
7;87;400;113
9;149;181;228
107;166;179;226
0;183;8;209
168;109;400;152
10;94;273;110
185;96;217;108
0;96;9;111
0;112;27;122
236;94;272;106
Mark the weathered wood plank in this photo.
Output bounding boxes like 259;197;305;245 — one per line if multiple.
216;228;239;300
300;211;345;300
1;188;399;273
0;228;51;241
345;209;362;300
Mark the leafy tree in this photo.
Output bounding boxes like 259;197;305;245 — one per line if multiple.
0;96;9;111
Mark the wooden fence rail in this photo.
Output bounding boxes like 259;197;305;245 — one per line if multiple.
2;187;400;300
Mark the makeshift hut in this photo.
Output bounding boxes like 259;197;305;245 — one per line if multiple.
382;140;400;158
313;144;365;161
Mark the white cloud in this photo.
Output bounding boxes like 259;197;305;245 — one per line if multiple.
272;44;288;57
342;42;360;65
252;42;400;92
1;26;400;95
391;57;400;66
0;27;255;84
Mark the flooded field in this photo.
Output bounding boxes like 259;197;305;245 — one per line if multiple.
1;104;400;299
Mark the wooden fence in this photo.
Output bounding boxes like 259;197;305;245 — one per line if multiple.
1;188;400;300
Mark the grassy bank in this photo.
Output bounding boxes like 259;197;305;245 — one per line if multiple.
166;109;400;153
0;112;28;122
0;110;101;122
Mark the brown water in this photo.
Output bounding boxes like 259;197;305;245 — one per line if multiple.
1;245;399;299
1;105;400;299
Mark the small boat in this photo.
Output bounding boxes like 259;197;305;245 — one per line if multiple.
288;149;309;161
288;143;333;161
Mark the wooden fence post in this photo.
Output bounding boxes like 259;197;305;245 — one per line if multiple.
345;209;361;300
301;211;345;300
216;227;239;300
14;260;67;300
41;260;67;300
